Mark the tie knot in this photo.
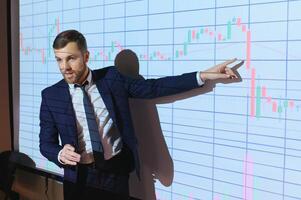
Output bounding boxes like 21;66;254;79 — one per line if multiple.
74;81;89;89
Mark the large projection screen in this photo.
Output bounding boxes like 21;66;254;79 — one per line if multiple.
18;0;301;199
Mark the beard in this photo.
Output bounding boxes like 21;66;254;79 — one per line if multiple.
63;65;87;84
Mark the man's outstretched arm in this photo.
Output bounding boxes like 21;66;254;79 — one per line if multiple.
118;58;238;99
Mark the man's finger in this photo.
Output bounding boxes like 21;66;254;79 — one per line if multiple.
65;151;81;161
61;157;77;165
64;155;80;162
225;67;238;78
66;151;81;160
219;58;237;67
61;151;80;163
206;72;231;80
218;73;231;79
65;144;75;152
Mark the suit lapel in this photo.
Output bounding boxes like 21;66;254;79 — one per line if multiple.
91;69;117;124
56;80;77;128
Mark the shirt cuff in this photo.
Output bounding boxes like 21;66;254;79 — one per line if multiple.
196;71;204;86
57;149;65;165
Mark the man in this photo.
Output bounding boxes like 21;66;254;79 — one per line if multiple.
39;29;238;200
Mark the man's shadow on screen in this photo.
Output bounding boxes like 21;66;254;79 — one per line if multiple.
115;49;243;200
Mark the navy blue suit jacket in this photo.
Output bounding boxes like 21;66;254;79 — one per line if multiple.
39;66;201;182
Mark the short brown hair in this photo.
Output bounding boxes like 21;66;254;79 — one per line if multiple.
52;29;87;52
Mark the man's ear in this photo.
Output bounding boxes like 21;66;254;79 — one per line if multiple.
84;50;90;63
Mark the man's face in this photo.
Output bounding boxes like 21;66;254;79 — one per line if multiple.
54;42;89;84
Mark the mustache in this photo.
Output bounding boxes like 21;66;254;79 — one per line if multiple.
61;69;74;74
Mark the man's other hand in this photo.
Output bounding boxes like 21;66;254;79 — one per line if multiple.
59;144;81;165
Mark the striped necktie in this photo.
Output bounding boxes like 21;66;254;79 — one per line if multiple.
75;81;104;167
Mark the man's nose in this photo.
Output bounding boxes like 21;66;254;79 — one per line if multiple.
61;60;71;71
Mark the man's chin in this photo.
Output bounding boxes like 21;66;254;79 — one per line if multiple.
64;76;77;84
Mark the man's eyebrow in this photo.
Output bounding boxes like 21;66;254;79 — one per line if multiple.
55;54;77;60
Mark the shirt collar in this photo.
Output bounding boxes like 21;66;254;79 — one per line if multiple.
68;68;92;89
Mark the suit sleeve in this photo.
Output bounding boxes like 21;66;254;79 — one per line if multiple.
116;69;204;99
39;90;64;168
